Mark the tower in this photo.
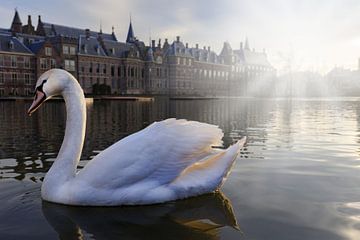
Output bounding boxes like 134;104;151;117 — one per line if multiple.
126;16;135;43
10;9;22;34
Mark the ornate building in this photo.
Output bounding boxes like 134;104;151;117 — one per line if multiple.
0;10;275;97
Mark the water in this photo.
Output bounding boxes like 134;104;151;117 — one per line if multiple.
0;97;360;240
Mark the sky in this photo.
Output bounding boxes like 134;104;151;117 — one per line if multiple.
1;0;360;74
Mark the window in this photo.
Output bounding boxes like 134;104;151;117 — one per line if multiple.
11;56;17;67
64;60;75;71
0;72;4;84
24;57;30;68
70;46;76;55
12;73;17;83
24;74;31;84
177;57;180;65
89;63;93;73
103;64;106;74
50;59;56;68
40;58;47;69
45;47;52;56
63;46;69;55
0;88;4;96
0;56;3;66
111;66;115;77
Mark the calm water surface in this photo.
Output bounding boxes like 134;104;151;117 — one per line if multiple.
0;97;360;239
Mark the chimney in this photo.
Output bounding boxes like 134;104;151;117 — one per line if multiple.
196;43;199;49
176;36;180;42
27;15;32;26
85;28;90;39
151;39;155;48
185;43;188;48
158;38;161;48
240;42;243;50
38;15;42;23
203;46;206;50
208;46;210;52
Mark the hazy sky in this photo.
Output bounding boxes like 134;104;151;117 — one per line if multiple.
1;0;360;74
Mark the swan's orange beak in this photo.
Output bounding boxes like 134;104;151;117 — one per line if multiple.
28;90;46;116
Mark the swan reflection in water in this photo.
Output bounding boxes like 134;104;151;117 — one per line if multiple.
42;191;240;240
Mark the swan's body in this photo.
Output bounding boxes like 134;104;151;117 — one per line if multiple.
29;69;246;206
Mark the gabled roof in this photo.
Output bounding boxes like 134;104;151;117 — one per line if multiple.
42;22;116;41
0;33;33;54
165;40;193;58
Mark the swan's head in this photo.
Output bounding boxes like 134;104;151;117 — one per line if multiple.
27;69;75;115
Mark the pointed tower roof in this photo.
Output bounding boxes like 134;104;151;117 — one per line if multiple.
12;9;22;25
126;18;135;43
244;37;250;50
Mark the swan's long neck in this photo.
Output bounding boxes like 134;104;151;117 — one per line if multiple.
43;80;86;192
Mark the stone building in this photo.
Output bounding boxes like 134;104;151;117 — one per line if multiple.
0;10;275;97
0;33;36;96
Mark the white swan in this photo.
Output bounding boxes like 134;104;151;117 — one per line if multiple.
28;69;246;206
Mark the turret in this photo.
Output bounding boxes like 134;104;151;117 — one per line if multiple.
11;9;22;34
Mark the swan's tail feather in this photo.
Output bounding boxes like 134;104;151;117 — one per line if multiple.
170;137;246;199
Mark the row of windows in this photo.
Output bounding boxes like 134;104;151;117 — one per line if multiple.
0;55;31;68
79;63;146;79
40;58;56;69
64;60;76;71
0;72;34;84
177;57;192;66
63;45;76;55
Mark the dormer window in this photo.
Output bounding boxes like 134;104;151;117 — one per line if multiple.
8;41;14;50
95;45;100;54
82;44;87;53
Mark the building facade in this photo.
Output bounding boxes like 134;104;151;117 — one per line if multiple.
0;10;275;97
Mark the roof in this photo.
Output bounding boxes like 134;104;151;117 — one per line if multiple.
42;22;116;41
102;39;132;58
12;10;22;25
166;40;193;58
126;22;135;43
234;49;272;66
0;33;33;54
78;35;107;57
28;41;45;54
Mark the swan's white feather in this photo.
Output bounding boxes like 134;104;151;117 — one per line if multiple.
65;119;244;205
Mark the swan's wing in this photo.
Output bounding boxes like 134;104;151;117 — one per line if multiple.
78;118;224;189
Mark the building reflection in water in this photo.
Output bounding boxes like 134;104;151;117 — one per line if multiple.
0;98;273;182
42;192;239;240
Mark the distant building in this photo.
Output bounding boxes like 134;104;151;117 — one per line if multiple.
0;9;275;97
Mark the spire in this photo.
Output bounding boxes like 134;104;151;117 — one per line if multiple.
111;26;117;41
36;15;46;36
126;15;135;43
11;8;22;33
99;20;102;34
244;37;250;50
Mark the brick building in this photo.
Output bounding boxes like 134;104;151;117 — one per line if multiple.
0;10;275;97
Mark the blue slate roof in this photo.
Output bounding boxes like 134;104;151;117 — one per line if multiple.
78;35;107;57
102;39;131;58
42;22;116;41
28;41;45;54
0;33;33;54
